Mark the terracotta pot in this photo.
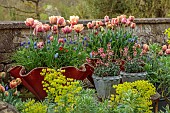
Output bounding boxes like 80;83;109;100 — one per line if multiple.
7;66;47;100
8;63;94;100
61;63;95;85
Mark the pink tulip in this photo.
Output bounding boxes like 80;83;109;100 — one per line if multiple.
126;19;131;26
87;22;94;29
0;85;5;92
51;25;58;34
58;38;64;44
49;16;58;24
168;45;170;49
74;24;84;33
121;18;127;24
162;45;167;51
111;18;119;25
32;20;41;28
158;50;163;56
120;14;127;19
69;15;79;25
25;18;34;27
33;23;44;35
104;15;109;22
49;36;54;41
130;22;136;29
98;48;104;53
43;24;51;32
57;17;66;26
100;53;106;58
128;16;135;22
143;44;149;51
62;26;72;34
37;41;44;49
9;80;18;89
96;21;103;26
165;49;170;54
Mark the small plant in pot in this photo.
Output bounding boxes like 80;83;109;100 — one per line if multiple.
91;47;121;99
120;57;147;83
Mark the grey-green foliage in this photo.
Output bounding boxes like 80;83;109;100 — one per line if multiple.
159;105;170;113
71;89;112;113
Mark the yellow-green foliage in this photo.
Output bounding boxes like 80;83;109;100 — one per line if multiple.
165;28;170;44
110;80;156;113
40;68;82;113
22;99;47;113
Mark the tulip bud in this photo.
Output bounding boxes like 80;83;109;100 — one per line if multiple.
143;44;149;51
16;78;22;85
130;22;136;29
9;80;18;89
4;91;9;96
128;16;135;22
0;85;5;92
165;49;170;54
0;72;6;79
162;45;167;51
104;15;109;22
158;50;163;56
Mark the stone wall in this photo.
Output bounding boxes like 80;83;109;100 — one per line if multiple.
0;18;170;72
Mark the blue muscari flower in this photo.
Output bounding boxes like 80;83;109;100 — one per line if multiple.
47;33;52;39
46;47;50;50
82;41;84;45
34;42;37;46
84;37;87;40
69;40;73;44
20;41;25;46
109;39;112;42
73;47;77;50
47;40;50;44
5;85;9;91
124;34;126;38
86;43;88;47
34;45;37;49
90;52;92;58
25;45;29;48
73;41;76;44
54;53;58;58
28;41;30;45
64;38;67;42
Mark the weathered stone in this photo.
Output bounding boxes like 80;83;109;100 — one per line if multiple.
4;64;14;72
0;30;16;52
0;101;19;113
0;53;13;63
0;64;4;71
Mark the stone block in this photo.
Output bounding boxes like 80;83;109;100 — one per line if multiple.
4;64;14;72
0;64;4;71
0;53;13;64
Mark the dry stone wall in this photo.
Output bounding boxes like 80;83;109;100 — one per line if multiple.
0;18;170;72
